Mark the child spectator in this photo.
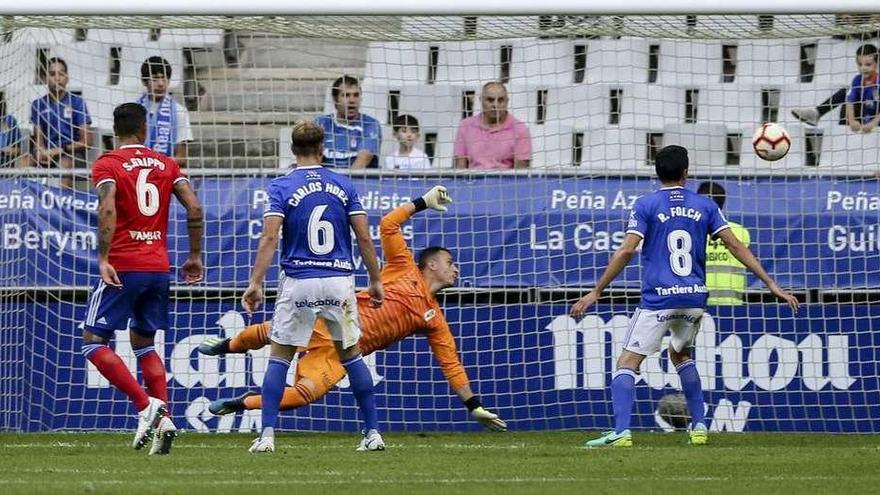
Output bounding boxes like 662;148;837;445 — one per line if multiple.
791;43;880;128
846;44;880;133
383;114;431;170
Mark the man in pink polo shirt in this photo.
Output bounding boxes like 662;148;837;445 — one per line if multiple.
454;82;532;169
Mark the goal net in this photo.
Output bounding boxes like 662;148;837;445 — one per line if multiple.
2;11;879;433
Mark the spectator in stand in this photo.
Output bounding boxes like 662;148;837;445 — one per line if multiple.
454;81;531;169
846;44;880;133
315;75;381;169
136;56;194;166
0;107;22;168
791;43;879;129
30;57;91;188
383;114;431;170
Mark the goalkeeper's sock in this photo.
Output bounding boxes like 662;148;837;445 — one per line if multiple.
83;343;150;411
243;383;315;411
610;368;637;434
342;355;379;432
229;322;272;353
134;346;168;404
676;360;706;428
260;357;290;438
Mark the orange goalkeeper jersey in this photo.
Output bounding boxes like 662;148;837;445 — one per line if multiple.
351;205;469;390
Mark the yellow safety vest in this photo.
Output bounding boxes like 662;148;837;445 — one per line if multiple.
705;221;751;305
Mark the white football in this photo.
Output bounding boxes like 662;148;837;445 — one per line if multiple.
752;123;791;162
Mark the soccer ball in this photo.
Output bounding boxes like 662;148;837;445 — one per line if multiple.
657;393;690;429
752;123;791;161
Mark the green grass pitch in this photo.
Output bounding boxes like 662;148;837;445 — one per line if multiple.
1;431;878;494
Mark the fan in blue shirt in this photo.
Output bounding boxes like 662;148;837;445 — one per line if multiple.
315;75;381;169
846;44;880;133
29;57;91;188
570;145;799;449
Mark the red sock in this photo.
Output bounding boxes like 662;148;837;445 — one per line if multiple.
84;344;149;412
135;347;168;404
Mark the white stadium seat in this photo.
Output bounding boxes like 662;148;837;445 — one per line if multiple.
736;39;802;85
662;123;728;170
585;38;650;85
656;40;723;86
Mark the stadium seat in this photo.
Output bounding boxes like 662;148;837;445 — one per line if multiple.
736;39;802;85
699;84;763;130
364;41;431;86
813;39;866;86
655;40;723;86
435;40;503;85
585;38;651;85
508;39;575;87
580;127;649;172
530;124;575;168
662;123;727;169
818;125;880;173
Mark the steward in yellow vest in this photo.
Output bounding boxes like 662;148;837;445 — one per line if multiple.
698;181;752;305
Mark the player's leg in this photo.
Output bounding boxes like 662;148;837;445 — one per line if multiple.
130;273;178;455
585;308;657;448
198;321;272;356
251;277;317;453
668;309;708;445
323;277;382;451
209;330;344;414
81;275;164;450
130;273;172;404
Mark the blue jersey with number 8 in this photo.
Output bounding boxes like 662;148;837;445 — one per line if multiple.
626;186;729;309
265;165;365;279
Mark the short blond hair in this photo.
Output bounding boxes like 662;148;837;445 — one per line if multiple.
291;120;324;157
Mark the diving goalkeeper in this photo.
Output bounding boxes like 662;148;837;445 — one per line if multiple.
200;185;507;431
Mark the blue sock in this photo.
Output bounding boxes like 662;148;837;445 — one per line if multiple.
260;357;290;438
611;368;637;434
342;355;379;432
676;360;706;428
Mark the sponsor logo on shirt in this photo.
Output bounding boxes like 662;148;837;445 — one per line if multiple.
129;230;163;244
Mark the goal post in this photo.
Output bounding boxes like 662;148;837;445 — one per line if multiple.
1;6;880;434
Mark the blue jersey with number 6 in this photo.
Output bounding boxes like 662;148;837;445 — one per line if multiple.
265;165;365;279
626;186;729;310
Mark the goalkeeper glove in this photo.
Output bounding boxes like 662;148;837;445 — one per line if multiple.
420;185;452;212
471;406;507;432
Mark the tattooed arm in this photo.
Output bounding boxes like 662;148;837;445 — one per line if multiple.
96;182;121;287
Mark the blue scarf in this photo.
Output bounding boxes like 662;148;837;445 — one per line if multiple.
137;94;178;156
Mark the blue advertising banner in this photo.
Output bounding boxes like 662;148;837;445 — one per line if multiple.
2;176;880;289
3;301;878;433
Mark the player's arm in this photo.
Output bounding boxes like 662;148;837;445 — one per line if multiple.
380;185;452;268
173;179;204;284
242;215;282;315
570;233;641;320
716;228;799;312
350;213;384;306
427;323;507;431
96;181;121;287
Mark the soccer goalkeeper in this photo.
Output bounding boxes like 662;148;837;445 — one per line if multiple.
200;185;507;432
